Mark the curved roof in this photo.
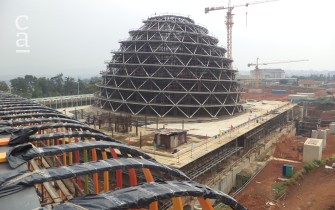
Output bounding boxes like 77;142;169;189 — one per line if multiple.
97;15;242;118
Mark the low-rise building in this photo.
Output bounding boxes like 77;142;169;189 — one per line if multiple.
298;79;323;88
250;68;285;80
154;128;187;149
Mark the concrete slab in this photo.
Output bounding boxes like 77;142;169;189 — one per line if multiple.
147;101;289;137
144;101;295;168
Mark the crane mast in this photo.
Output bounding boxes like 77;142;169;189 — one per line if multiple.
205;0;279;67
226;0;233;62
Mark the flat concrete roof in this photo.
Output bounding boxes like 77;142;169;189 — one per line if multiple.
143;101;295;168
155;128;187;135
147;100;289;137
305;138;323;146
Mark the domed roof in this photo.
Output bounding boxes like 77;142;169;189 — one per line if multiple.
97;15;242;118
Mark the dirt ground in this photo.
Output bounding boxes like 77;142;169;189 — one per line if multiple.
241;86;326;101
235;159;304;210
235;133;335;210
273;135;306;161
275;160;335;210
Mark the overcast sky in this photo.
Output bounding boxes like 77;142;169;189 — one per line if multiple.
1;0;334;79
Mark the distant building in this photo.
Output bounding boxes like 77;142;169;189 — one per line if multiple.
321;79;335;88
154;128;187;149
236;74;254;86
237;69;296;86
298;79;323;88
250;68;285;80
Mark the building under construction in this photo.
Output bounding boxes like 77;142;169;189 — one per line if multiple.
96;15;242;118
0;91;246;210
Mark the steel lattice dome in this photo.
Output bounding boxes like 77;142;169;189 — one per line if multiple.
96;15;242;118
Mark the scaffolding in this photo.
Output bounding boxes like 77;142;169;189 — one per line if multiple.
97;15;242;118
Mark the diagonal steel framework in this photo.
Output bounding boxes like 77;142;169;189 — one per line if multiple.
97;15;242;118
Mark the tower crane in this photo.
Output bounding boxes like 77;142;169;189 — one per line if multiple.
248;58;309;87
205;0;279;66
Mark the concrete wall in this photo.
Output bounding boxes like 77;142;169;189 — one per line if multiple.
320;130;327;149
213;162;247;194
296;92;315;99
288;94;309;100
330;123;335;134
311;130;318;138
210;123;295;195
303;138;322;162
213;147;275;194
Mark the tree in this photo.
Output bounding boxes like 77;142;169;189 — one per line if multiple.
9;74;99;98
50;73;64;95
64;76;77;95
34;77;52;97
0;81;9;92
80;77;99;94
10;77;31;98
24;75;37;93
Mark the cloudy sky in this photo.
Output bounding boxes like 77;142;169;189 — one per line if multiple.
1;0;334;79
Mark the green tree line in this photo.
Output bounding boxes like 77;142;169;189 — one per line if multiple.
0;74;99;98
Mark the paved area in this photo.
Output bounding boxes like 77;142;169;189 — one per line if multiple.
57;102;295;169
143;101;295;168
146;100;289;137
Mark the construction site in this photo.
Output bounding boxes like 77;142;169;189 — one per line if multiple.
1;1;335;209
2;79;335;209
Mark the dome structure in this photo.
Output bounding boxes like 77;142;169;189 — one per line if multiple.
96;15;242;118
